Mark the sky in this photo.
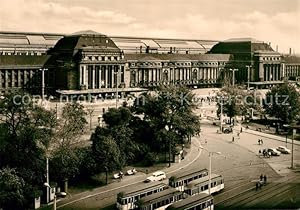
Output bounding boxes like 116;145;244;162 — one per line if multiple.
0;0;299;54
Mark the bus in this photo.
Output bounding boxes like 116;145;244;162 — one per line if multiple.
139;188;184;210
184;174;224;196
166;193;214;210
116;182;168;210
169;168;208;191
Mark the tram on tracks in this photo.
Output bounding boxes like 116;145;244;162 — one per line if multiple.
184;174;224;196
139;188;184;210
116;182;168;210
166;193;214;210
169;168;209;191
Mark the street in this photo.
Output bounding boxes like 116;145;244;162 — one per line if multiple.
54;117;300;209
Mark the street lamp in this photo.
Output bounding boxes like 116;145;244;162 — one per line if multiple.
114;66;121;109
165;125;172;167
39;68;48;101
199;146;221;195
246;65;252;91
44;183;56;210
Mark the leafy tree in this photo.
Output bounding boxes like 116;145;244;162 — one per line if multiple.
0;167;25;210
216;86;262;123
91;127;123;183
0;91;56;196
265;83;300;124
49;102;88;192
132;85;200;159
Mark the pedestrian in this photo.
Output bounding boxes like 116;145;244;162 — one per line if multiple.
232;137;235;142
258;139;260;145
263;175;267;184
240;127;243;133
259;150;261;155
261;139;264;145
256;182;259;191
260;174;263;181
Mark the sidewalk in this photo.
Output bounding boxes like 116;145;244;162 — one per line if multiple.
239;125;300;146
54;136;202;209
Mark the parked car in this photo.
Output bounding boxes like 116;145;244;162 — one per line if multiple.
145;171;166;182
277;146;291;154
267;148;281;156
126;168;137;175
113;171;124;179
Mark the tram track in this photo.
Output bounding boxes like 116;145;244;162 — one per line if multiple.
215;174;299;208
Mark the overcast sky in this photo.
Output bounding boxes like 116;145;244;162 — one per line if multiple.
0;0;299;54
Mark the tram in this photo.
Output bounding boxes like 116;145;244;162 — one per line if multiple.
116;182;168;210
169;168;209;191
166;193;214;210
139;188;184;210
184;174;224;196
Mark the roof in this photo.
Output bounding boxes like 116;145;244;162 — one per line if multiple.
56;87;148;95
283;56;300;64
0;55;49;69
224;38;262;43
51;33;119;52
0;31;63;47
170;168;208;181
168;193;213;209
124;53;231;62
121;182;167;198
209;39;274;55
187;174;221;187
140;188;181;204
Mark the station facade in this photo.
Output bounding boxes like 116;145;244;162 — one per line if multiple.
0;31;299;96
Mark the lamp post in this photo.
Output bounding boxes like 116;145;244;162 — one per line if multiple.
44;183;56;210
291;128;295;169
114;66;122;109
39;68;48;101
200;146;221;195
229;68;238;87
165;125;172;167
246;65;252;91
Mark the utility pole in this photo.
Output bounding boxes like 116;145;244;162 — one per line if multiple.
115;66;121;109
229;68;238;86
220;101;223;132
291;128;295;169
39;68;48;101
246;65;252;90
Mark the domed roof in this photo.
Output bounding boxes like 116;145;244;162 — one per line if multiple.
68;30;104;36
51;30;119;52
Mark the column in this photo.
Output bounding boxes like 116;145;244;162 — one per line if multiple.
17;70;21;87
4;70;8;88
259;62;264;81
105;65;108;88
92;65;95;89
98;65;102;89
112;66;115;88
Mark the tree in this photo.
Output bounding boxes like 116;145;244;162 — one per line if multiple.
265;83;300;124
0;167;25;210
91;128;123;183
0;91;56;196
49;102;88;192
216;86;262;123
132;85;201;161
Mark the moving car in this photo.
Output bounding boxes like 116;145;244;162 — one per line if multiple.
267;148;281;156
276;146;291;154
145;171;166;182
